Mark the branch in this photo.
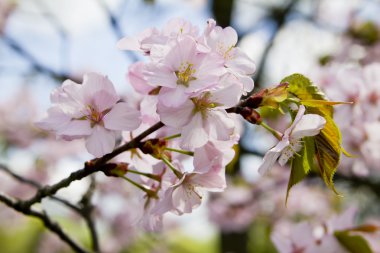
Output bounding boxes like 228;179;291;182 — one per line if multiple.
247;0;300;94
0;193;89;253
21;121;164;208
97;0;139;62
0;121;164;252
1;35;80;83
0;164;81;213
79;176;100;253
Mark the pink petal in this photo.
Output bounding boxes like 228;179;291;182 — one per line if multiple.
57;120;92;137
291;114;326;140
117;36;141;51
226;47;256;75
158;86;189;107
258;139;289;175
190;170;226;191
103;102;141;131
157;98;193;127
145;63;177;88
35;106;71;131
82;72;119;108
165;36;197;69
85;125;116;157
284;105;306;137
234;72;254;93
211;75;243;108
172;184;202;214
128;62;155;94
180;113;208;150
206;110;235;141
92;90;120;112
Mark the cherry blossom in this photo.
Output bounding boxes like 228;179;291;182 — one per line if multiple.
258;105;326;175
36;72;141;157
153;167;226;215
158;74;242;149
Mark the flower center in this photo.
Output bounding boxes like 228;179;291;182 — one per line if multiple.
216;42;234;60
175;63;196;86
191;92;220;118
281;139;303;161
85;105;109;127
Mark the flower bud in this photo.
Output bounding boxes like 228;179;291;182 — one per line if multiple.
101;162;129;177
239;107;262;124
139;138;168;159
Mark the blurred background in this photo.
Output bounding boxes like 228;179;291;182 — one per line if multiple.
1;0;380;252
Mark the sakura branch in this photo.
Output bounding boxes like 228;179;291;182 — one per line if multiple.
1;17;352;252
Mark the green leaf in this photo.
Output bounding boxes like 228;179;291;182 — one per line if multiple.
282;73;333;117
282;73;344;194
287;137;316;203
335;230;373;253
313;112;342;194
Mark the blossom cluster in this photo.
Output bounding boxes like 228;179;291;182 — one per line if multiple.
37;18;256;230
272;208;380;253
314;62;380;176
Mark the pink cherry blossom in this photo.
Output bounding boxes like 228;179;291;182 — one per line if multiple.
117;27;167;55
153;167;226;215
145;36;225;107
203;20;256;92
193;139;236;173
36;72;141;157
258;105;326;175
158;74;243;149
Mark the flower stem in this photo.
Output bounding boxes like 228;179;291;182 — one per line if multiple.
121;176;156;197
127;169;161;181
164;147;194;156
163;133;181;140
286;97;301;104
161;156;183;179
260;122;283;140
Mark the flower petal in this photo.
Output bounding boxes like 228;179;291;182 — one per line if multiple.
158;86;189;107
157;98;193;127
82;72;119;110
103;102;141;131
226;47;256;75
85;126;116;157
180;113;208;150
211;75;243;108
258;139;289;175
57;120;92;137
172;184;202;214
284;105;306;137
291;114;326;140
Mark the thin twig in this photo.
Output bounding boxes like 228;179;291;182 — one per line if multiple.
0;164;81;213
0;193;89;253
21;121;164;208
79;176;100;253
97;0;139;62
246;0;300;95
1;35;79;83
0;121;164;253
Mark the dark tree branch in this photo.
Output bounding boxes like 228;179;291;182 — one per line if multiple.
0;164;81;213
79;176;100;253
19;121;164;209
0;193;89;253
1;35;80;83
33;0;70;74
0;121;164;252
247;0;300;95
97;0;139;62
